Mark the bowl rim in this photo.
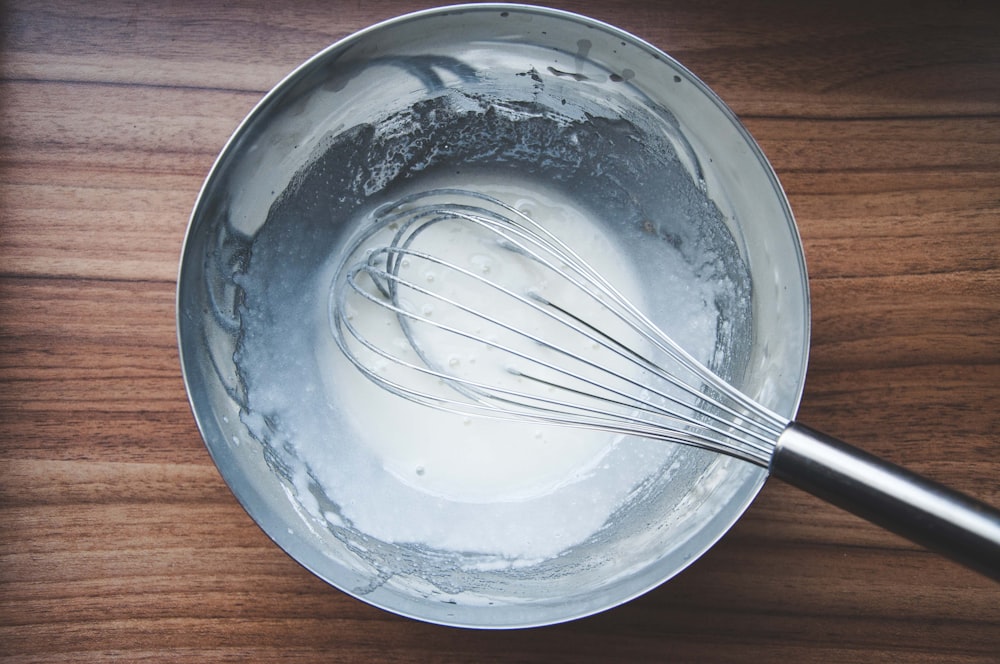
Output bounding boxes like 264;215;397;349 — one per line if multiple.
176;2;811;629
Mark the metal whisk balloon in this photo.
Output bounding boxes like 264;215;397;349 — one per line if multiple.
330;188;1000;580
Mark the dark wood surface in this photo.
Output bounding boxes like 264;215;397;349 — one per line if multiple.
1;1;998;661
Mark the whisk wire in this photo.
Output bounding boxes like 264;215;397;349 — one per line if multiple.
331;189;787;467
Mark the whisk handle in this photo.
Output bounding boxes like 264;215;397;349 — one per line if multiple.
771;422;1000;581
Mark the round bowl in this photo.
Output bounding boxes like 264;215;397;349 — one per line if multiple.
177;3;810;628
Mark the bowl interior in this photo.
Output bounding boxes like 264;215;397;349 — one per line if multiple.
178;4;809;628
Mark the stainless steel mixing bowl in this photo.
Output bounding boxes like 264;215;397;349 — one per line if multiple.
177;3;810;627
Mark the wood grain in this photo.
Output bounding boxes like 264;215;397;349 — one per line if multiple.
1;0;997;661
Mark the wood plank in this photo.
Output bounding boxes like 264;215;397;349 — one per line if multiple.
1;0;998;661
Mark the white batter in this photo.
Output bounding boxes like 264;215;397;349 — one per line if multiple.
239;184;724;565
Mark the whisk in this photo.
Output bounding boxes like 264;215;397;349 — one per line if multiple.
330;188;1000;580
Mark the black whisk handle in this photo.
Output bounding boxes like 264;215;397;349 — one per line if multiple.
771;422;1000;581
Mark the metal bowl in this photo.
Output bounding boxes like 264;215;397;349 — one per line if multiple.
177;3;809;628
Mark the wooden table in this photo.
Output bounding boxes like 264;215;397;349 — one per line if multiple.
2;1;998;661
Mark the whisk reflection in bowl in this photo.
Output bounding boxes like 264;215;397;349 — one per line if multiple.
330;188;1000;580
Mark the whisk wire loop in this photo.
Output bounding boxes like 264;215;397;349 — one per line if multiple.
331;189;787;467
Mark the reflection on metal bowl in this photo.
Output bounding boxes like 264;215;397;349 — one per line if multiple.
177;4;809;628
